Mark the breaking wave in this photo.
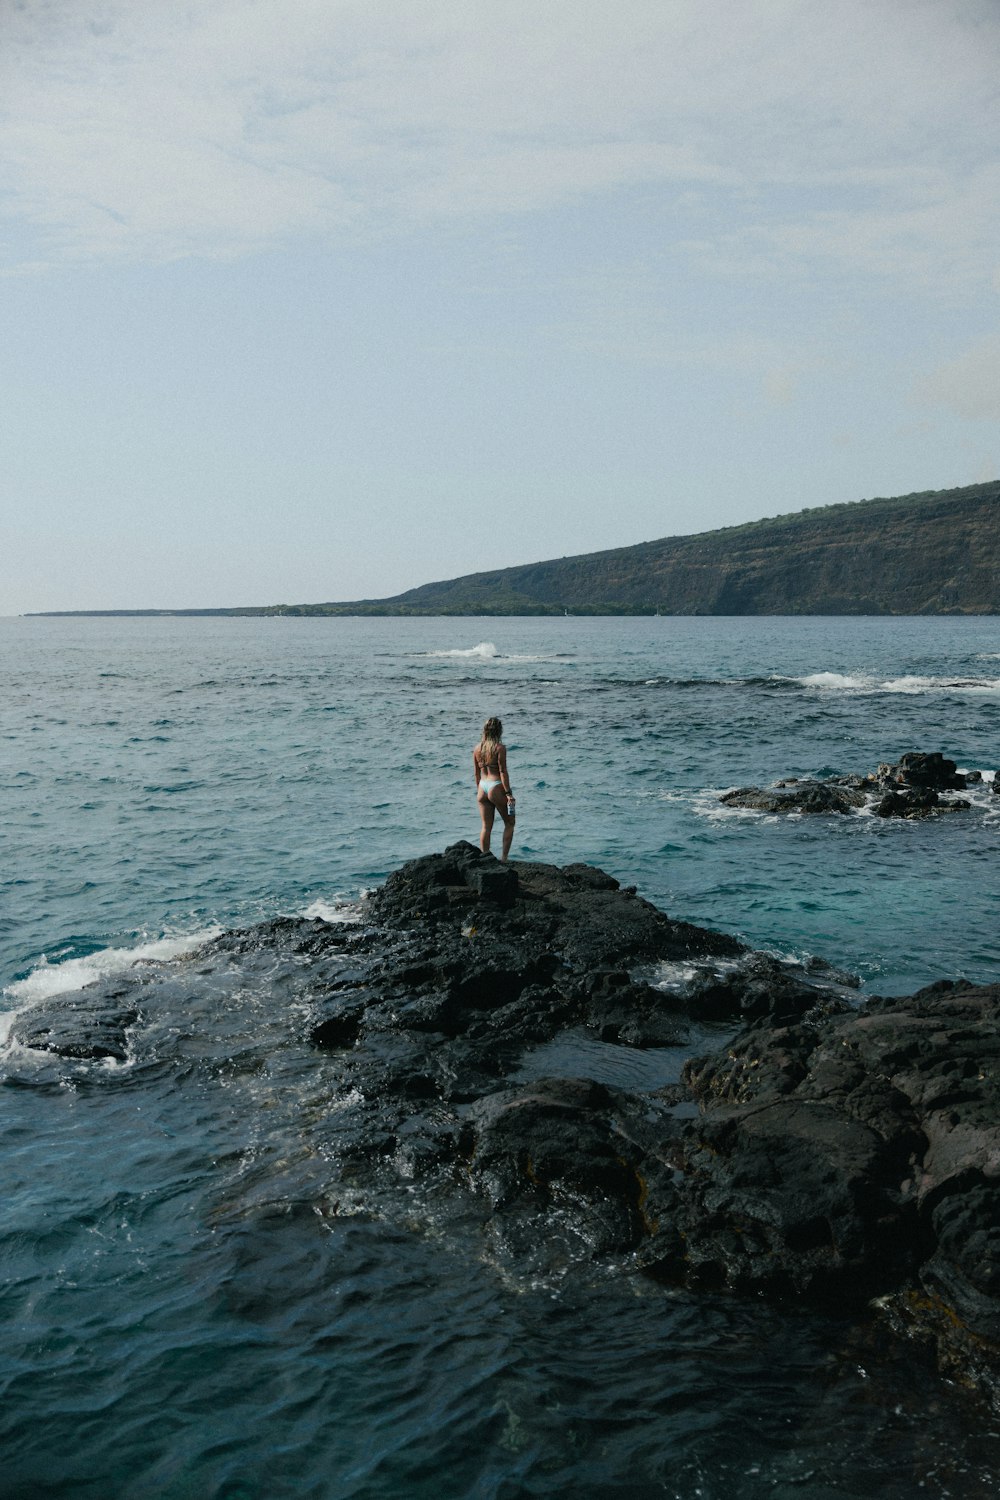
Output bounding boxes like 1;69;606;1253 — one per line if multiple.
3;927;223;1009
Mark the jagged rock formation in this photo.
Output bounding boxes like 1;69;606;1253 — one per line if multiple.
675;979;1000;1401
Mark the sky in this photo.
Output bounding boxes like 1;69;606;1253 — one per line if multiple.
1;0;999;613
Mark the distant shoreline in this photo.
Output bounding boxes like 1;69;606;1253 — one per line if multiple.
22;477;1000;618
23;605;999;619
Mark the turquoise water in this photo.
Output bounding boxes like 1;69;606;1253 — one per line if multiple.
3;615;1000;1497
6;614;1000;993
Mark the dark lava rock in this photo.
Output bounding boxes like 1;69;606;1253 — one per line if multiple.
888;751;967;790
720;781;865;814
13;984;140;1061
875;788;971;818
344;846;1000;1402
865;754;972;816
12;842;999;1404
722;750;977;818
665;980;1000;1401
365;841;743;970
465;1076;649;1256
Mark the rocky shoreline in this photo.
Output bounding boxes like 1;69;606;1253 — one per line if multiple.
13;837;1000;1407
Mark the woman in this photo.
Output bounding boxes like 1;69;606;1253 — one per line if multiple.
473;715;516;861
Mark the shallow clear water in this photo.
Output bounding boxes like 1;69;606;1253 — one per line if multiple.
3;614;1000;1497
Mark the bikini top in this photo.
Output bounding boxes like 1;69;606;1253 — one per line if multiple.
478;742;502;774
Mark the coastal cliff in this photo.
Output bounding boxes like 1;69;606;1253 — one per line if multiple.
29;478;1000;617
341;478;999;616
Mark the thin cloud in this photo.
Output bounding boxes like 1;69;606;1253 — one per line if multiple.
913;334;1000;423
0;0;997;289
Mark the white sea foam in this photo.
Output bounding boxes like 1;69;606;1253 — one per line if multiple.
301;898;362;924
796;671;1000;695
956;772;1000;819
650;955;744;993
3;927;222;1009
424;641;501;659
881;675;941;693
416;641;563;664
692;787;781;823
651;960;700;991
798;671;871;690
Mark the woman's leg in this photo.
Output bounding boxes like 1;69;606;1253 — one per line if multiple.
489;786;515;862
478;794;496;854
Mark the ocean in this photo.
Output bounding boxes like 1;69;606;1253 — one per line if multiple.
3;613;1000;1498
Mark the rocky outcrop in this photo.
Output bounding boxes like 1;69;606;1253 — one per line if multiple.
11;842;999;1403
871;751;969;791
721;750;976;817
334;845;1000;1401
864;751;973;818
668;980;1000;1399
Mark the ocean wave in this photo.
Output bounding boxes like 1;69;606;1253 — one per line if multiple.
650;955;743;993
420;641;502;659
795;672;1000;694
605;675;787;691
411;641;569;664
2;927;223;1010
956;775;1000;821
609;671;1000;696
797;671;870;690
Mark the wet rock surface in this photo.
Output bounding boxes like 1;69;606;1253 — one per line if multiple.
721;749;979;817
11;841;1000;1403
13;988;140;1061
674;978;1000;1401
721;781;866;815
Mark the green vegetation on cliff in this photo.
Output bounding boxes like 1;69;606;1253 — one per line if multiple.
301;478;1000;617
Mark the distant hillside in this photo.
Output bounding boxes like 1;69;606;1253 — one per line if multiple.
307;479;1000;616
29;479;1000;617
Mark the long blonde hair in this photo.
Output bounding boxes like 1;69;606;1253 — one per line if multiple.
480;716;503;765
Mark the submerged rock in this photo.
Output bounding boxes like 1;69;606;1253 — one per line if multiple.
13;986;140;1061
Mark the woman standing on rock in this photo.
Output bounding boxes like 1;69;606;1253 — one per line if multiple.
474;716;516;861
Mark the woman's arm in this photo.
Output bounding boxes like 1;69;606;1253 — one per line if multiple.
498;745;513;797
473;747;481;786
